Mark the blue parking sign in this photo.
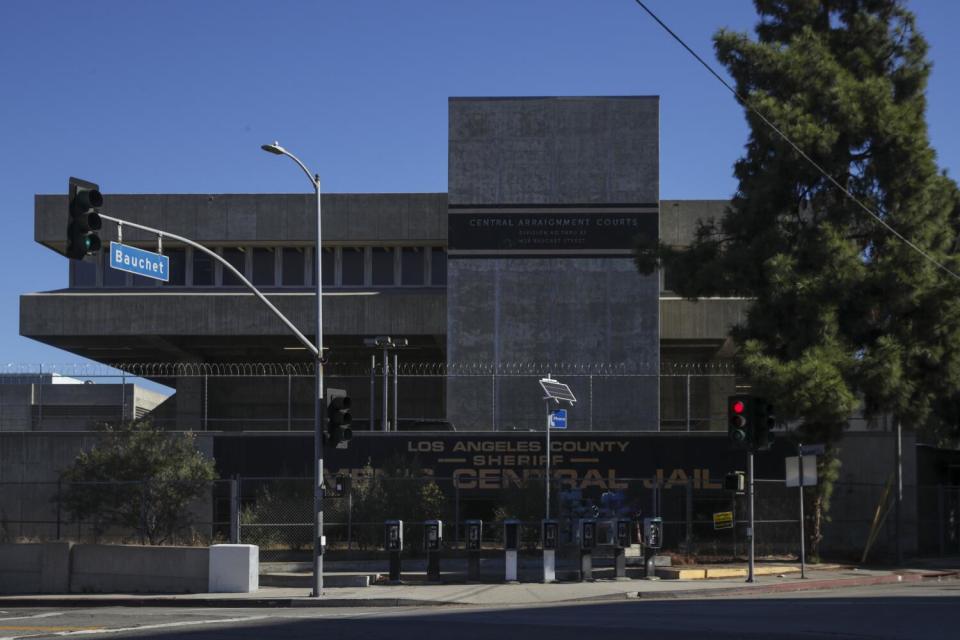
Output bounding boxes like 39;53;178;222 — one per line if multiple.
549;409;567;429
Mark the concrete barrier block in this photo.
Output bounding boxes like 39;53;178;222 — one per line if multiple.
208;544;258;593
0;543;42;594
40;542;72;593
71;544;209;593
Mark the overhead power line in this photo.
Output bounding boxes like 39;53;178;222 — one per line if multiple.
633;0;960;283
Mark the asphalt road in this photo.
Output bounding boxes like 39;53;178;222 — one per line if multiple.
1;581;958;639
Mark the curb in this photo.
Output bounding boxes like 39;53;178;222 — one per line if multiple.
628;570;960;600
1;570;955;609
0;596;465;609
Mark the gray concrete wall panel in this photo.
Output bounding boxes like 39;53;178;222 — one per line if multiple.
36;193;448;252
21;291;446;338
70;544;209;593
446;259;659;431
659;200;729;247
659;298;751;341
447;97;660;431
449;97;659;206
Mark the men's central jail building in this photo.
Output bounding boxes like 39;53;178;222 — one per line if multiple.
15;96;942;557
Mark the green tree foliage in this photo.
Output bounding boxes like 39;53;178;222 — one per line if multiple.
636;0;960;554
59;419;217;545
349;456;447;550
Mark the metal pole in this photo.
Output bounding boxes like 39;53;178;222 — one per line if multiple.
230;475;239;544
545;399;552;520
747;450;755;582
589;375;594;431
799;445;806;579
895;419;903;565
121;370;126;423
347;488;353;551
382;348;389;431
313;174;325;597
370;355;376;431
37;364;42;428
393;352;398;432
287;373;292;431
685;374;691;431
492;373;496;431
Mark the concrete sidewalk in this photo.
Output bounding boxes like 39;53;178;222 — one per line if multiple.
1;564;956;608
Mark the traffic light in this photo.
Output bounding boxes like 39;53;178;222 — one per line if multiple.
67;177;103;260
754;401;776;451
325;387;352;448
727;394;753;449
724;471;746;493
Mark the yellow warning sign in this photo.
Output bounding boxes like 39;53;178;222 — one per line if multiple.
713;511;734;530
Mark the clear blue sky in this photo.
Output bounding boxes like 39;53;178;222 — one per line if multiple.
1;0;957;367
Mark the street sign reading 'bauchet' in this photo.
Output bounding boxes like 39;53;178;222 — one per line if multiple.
109;242;170;282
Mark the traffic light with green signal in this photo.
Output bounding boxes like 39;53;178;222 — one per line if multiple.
325;387;353;448
67;177;103;260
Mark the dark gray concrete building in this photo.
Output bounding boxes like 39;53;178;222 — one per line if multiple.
21;97;744;434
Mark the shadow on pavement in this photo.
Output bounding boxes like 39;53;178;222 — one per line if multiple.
100;590;960;640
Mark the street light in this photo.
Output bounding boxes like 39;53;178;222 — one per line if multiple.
261;141;325;597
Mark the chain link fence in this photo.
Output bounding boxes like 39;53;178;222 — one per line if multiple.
5;476;936;564
0;363;737;433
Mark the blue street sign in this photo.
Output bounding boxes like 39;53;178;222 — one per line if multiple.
549;409;567;429
109;242;169;282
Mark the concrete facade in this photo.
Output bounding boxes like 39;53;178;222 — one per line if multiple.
19;96;747;434
446;97;660;431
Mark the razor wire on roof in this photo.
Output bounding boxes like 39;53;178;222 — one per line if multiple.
4;359;737;378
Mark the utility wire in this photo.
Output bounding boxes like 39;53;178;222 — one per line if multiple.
633;0;960;283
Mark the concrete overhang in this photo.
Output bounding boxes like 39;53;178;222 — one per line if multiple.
20;289;446;365
659;297;751;341
35;192;448;254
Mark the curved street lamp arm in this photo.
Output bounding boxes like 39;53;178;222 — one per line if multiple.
99;213;320;359
278;150;320;191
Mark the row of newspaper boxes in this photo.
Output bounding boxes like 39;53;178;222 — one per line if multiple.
384;517;663;552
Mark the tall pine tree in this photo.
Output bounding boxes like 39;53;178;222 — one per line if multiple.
637;0;960;556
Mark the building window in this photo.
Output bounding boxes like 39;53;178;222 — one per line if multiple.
322;248;335;286
282;248;305;286
431;247;447;285
131;273;156;288
193;250;214;286
341;248;364;286
372;247;394;286
252;248;275;286
401;247;424;285
163;249;186;286
71;258;97;288
103;251;127;287
222;248;246;286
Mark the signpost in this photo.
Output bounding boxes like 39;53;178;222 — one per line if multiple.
786;444;822;579
539;376;577;522
109;242;169;282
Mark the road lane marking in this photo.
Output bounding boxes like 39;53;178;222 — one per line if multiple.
47;615;270;637
0;614;64;622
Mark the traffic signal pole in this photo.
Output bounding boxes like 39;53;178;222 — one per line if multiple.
100;209;328;594
747;449;755;583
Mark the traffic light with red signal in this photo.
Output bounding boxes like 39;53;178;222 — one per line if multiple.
728;395;775;451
